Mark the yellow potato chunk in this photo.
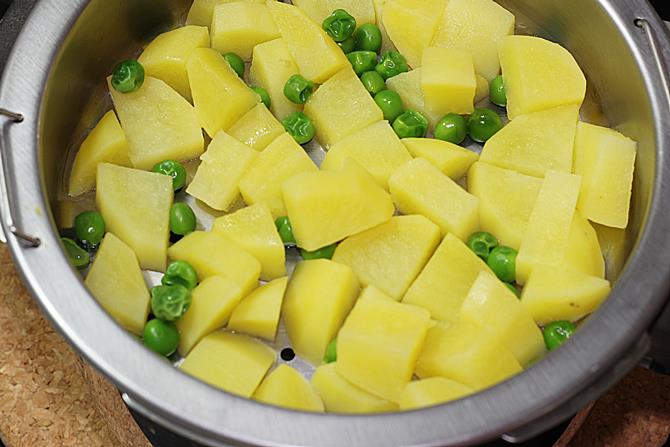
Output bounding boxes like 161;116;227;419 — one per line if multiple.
321;121;412;190
399;377;473;410
304;68;383;148
181;331;275;397
467;162;542;250
480;105;579;178
228;104;285;152
211;2;280;60
475;74;490;104
168;231;261;295
227;277;288;341
267;1;349;83
283;260;360;365
254;365;324;412
565;212;605;279
337;293;431;402
403;234;493;323
573;122;637;229
291;0;328;24
282;162;395;251
402;138;478;181
312;363;398;414
422;47;476;115
69;111;131;197
187;48;259;138
386;69;442;128
431;0;515;81
416;321;522;390
186;0;266;27
176;276;245;356
500;35;587;119
373;0;396;55
389;158;480;240
84;233;150;335
594;223;628;280
109;77;204;170
333;215;441;300
138;26;210;101
96;163;172;272
521;265;611;325
212;204;285;281
239;132;318;217
186;131;257;212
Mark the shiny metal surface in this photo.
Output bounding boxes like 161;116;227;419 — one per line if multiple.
1;0;670;446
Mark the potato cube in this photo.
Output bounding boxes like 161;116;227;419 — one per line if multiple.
594;223;628;280
386;69;441;128
475;74;489;104
186;0;265;27
211;3;280;60
565;212;605;278
96;163;173;271
283;260;360;365
389;158;480;240
228;104;285;152
333;215;441;300
227;277;288;341
373;0;396;55
422;47;476;115
84;233;150;335
291;0;328;24
254;365;324;412
573;122;637;229
180;331;275;397
402;138;478;181
399;377;473;410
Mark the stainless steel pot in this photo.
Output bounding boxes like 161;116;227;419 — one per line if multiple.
1;1;670;446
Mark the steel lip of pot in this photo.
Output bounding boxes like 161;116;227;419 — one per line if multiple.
1;0;670;446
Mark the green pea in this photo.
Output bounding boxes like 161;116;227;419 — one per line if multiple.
151;160;187;191
282;112;316;145
251;86;272;109
467;231;499;261
162;260;198;290
487;246;517;283
468;108;503;143
300;243;337;260
347;51;378;76
323;337;338;363
543;321;577;351
374;90;404;122
322;9;357;42
274;216;296;245
375;51;409;80
360;71;386;96
61;237;90;268
393;110;429;138
111;60;145;93
338;36;356;54
435;113;468;145
505;283;521;298
354;23;382;53
489;75;507;107
74;211;106;247
284;74;315;105
150;285;192;322
143;319;180;357
170;203;196;236
223;52;245;78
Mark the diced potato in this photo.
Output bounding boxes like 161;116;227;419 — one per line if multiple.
321;121;412;190
211;3;280;60
402;138;478;181
431;0;515;81
239;132;318;217
359;285;396;302
337;293;431;402
138;26;210;101
422;47;476;115
328;0;376;24
594;223;628;280
415;321;522;390
84;233;150;335
573;122;637;229
228;104;285;152
291;0;328;24
187;48;259;138
69;111;131;197
282;161;395;251
386;69;441;128
58;197;95;229
108;77;204;170
399;377;473;410
227;277;288;341
304;68;383;148
96;163;172;271
475;74;490;104
516;171;582;284
333;215;441;300
168;231;261;295
186;131;257;212
212;204;285;281
267;1;350;83
521;265;611;325
176;276;245;355
389;158;480;240
467;162;543;250
180;331;275;397
403;234;493;323
480;105;579;178
500;35;587;119
254;365;324;412
373;0;397;55
312;363;398;413
283;260;360;364
186;0;266;27
565;212;605;278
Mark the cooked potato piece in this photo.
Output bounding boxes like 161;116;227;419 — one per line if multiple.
186;0;265;27
291;0;328;24
594;223;628;280
228;104;285;152
211;3;280;60
402;138;478;181
329;0;376;24
227;277;288;341
565;212;606;278
399;377;473;410
422;47;476;115
475;74;490;104
386;69;441;128
254;365;324;412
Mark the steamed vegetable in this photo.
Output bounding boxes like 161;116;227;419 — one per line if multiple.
74;211;106;248
143;319;180;357
152;160;187;191
111;60;145;93
162;260;198;290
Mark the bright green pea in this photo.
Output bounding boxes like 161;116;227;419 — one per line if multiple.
347;51;378;76
61;237;90;268
150;285;192;322
322;9;357;42
282;112;316;145
375;51;409;80
468;108;503;143
151;160;187;191
223;52;245;78
487;246;517;283
74;211;106;247
467;231;499;261
435;113;468;145
111;60;145;93
323;337;338;363
284;74;315;105
170;203;196;236
338;36;356;54
360;71;386;96
374;90;404;122
300;243;337;260
162;260;198;291
251;86;272;109
505;283;521;298
393;110;429;138
354;23;382;53
489;75;507;107
274;216;296;245
143;319;180;357
543;321;577;351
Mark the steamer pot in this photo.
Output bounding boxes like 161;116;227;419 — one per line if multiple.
1;1;670;445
